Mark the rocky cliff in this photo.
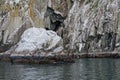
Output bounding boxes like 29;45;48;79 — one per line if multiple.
0;0;120;54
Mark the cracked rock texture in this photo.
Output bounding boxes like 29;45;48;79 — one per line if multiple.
63;0;120;53
0;0;120;54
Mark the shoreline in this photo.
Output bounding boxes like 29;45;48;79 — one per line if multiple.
0;52;120;64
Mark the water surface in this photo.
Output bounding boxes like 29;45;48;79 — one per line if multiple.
0;59;120;80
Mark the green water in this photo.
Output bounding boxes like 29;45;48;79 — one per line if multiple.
0;59;120;80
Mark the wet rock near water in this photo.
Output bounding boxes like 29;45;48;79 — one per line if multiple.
1;52;120;64
9;54;75;64
77;53;120;58
0;53;75;64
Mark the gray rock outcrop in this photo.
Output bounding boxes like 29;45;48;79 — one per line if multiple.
1;0;120;54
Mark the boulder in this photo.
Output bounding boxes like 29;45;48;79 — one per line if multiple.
14;27;63;55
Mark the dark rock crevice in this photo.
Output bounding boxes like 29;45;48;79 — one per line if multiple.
0;30;13;53
44;6;65;37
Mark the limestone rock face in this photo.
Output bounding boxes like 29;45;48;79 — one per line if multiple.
50;0;73;17
0;0;44;46
63;0;120;53
0;17;32;44
1;0;120;54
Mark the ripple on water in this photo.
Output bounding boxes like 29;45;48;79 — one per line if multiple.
0;59;120;80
